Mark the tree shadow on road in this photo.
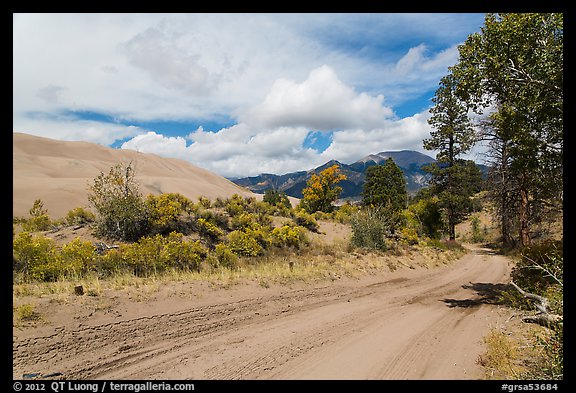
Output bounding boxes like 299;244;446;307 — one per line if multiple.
441;282;511;308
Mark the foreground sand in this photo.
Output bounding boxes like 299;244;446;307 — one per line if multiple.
13;245;514;380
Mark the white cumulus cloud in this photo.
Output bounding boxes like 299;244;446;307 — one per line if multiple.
242;65;394;130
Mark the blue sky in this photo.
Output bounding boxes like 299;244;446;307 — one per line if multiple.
13;13;487;178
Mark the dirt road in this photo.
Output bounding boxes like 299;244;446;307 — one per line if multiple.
13;246;512;380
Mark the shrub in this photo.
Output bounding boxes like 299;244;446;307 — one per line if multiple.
400;227;419;245
13;231;61;282
424;238;463;251
333;203;359;224
211;243;239;269
244;225;272;250
15;304;41;322
227;230;264;257
198;209;229;229
407;195;444;239
22;215;52;232
88;162;150;241
231;212;258;230
270;225;308;249
350;207;390;251
146;193;195;234
21;199;53;232
197;217;224;242
161;232;206;272
122;232;207;276
294;211;319;232
98;248;126;276
263;189;292;210
65;207;96;226
511;240;563;296
224;196;245;217
60;238;97;278
198;196;212;209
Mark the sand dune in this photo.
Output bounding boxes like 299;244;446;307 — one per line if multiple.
13;132;258;219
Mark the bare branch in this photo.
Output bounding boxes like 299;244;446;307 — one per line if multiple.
510;281;562;327
510;281;550;314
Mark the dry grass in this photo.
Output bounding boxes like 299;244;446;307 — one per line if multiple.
12;240;465;303
477;318;558;380
478;327;523;379
13;303;43;327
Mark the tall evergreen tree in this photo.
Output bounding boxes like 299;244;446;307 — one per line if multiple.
362;158;407;212
424;72;478;240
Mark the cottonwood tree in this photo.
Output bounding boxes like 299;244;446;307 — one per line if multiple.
301;164;346;213
452;13;563;246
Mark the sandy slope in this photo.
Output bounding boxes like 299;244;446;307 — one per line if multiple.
13;133;257;219
13;245;513;380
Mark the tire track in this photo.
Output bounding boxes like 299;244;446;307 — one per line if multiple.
13;246;512;380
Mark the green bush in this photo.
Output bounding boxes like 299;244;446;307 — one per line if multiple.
224;196;245;217
198;196;212;209
22;215;52;232
147;193;182;230
65;207;96;226
231;212;258;230
210;243;239;269
60;238;97;278
197;217;224;241
13;232;60;282
270;225;308;249
15;304;41;322
98;248;125;276
20;199;53;232
161;232;206;272
333;203;359;224
407;195;444;239
263;189;292;210
350;207;389;251
400;227;419;245
227;230;264;257
294;211;319;232
122;232;207;276
512;240;563;296
88;162;151;241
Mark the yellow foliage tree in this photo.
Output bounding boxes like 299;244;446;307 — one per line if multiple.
301;164;346;213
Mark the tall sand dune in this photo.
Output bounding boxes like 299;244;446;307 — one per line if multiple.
13;132;257;219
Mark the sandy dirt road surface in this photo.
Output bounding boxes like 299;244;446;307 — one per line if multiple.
13;245;513;380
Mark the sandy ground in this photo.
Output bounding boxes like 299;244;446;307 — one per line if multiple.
13;245;514;380
13;132;258;219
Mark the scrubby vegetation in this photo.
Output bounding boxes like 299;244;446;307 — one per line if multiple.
12;160;466;286
479;239;563;380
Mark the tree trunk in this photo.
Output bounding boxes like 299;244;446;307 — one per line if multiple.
448;214;456;241
519;187;531;246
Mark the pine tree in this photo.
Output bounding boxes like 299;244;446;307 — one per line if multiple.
362;158;407;212
424;73;478;241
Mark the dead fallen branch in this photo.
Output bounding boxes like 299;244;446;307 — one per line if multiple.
510;281;562;327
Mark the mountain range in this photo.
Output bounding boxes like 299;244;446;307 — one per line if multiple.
231;150;439;201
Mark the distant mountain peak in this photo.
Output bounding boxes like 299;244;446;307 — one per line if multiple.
358;150;436;169
232;149;438;199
